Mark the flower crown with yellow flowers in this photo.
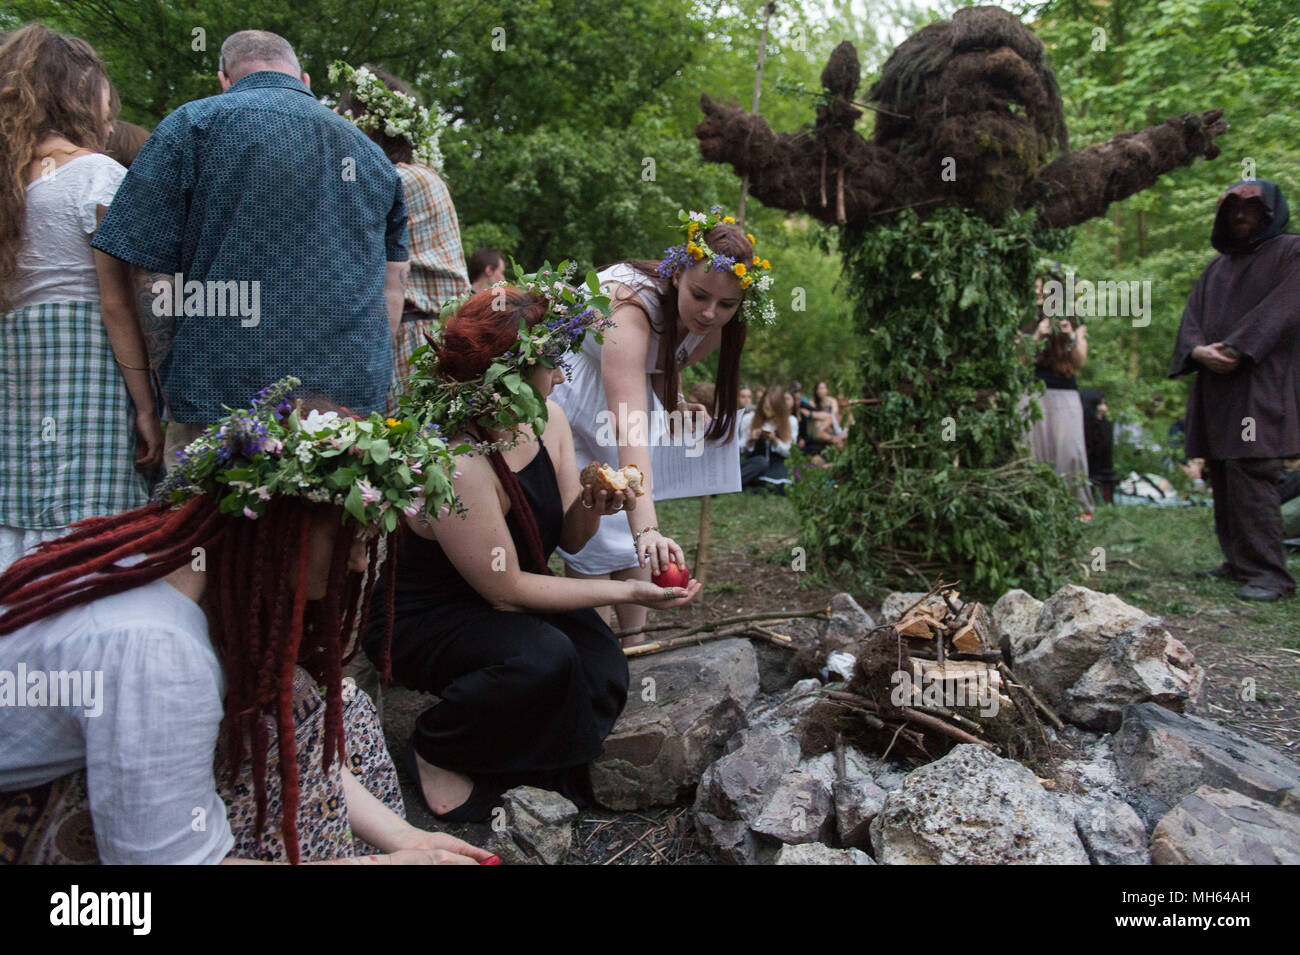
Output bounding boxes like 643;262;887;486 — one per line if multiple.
655;206;777;325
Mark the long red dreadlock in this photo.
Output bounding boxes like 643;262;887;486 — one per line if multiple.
0;494;394;865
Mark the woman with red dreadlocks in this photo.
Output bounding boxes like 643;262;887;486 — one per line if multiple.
0;379;493;865
367;264;701;822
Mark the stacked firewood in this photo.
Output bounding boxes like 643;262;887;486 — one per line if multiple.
795;581;1064;764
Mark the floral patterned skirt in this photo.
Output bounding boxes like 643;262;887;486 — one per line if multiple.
0;671;402;864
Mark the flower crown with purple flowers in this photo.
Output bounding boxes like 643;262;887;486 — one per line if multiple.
401;261;613;456
656;206;777;325
155;377;461;534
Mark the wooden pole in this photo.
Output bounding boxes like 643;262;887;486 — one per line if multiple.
696;1;775;585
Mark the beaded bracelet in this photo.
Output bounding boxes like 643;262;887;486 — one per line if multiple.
633;525;659;546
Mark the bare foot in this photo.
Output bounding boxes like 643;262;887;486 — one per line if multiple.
412;750;473;815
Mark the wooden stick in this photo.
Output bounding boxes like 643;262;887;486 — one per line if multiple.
998;663;1064;732
899;707;997;750
912;704;984;735
615;608;827;641
694;494;712;585
623;623;794;657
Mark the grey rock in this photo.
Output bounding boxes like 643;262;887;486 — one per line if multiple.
880;591;958;624
695;726;801;821
774;843;875;865
1151;787;1300;865
1062;618;1205;732
694;811;760;865
750;753;837;845
992;589;1043;659
593;638;760;809
1054;734;1166;833
835;746;889;848
487;787;579;866
789;677;823;697
1114;702;1300;815
1016;585;1148;707
869;744;1090;864
1057;793;1151;865
823;593;876;653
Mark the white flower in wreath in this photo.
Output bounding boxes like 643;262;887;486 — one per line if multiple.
689;211;707;224
300;410;340;436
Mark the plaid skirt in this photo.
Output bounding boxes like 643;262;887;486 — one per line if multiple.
0;301;149;529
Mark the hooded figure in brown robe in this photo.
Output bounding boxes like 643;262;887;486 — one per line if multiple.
1170;179;1300;599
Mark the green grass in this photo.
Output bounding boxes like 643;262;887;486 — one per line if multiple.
657;492;1300;653
658;493;803;567
1075;506;1300;651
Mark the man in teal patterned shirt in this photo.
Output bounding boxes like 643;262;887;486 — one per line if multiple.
92;30;410;463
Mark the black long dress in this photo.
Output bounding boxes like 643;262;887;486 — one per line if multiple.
363;436;629;800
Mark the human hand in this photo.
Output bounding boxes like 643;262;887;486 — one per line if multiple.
1193;343;1239;374
635;529;686;576
679;400;711;434
392;830;498;865
580;484;635;516
135;412;164;472
630;577;702;610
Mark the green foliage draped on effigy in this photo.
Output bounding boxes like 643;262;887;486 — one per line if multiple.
789;207;1083;596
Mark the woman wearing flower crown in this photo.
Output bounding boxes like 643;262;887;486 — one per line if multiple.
0;381;492;864
330;61;471;411
369;272;701;822
552;208;774;640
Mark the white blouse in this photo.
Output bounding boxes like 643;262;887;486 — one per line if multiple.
0;576;234;864
10;152;126;310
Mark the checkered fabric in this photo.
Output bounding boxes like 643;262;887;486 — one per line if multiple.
396;163;470;315
387;164;471;411
91;71;408;422
0;301;150;528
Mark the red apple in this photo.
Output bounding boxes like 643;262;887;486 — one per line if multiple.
652;561;691;589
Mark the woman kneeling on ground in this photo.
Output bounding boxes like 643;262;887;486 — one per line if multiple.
0;380;491;864
367;268;701;822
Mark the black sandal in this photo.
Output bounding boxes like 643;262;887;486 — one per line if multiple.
401;741;503;823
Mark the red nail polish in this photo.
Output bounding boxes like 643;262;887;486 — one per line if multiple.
481;855;501;866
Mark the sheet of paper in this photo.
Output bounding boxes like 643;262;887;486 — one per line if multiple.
649;414;741;500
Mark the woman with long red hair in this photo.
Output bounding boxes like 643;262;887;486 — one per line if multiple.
368;272;700;822
0;381;491;865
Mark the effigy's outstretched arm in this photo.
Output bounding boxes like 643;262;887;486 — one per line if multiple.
696;93;907;226
1023;109;1227;228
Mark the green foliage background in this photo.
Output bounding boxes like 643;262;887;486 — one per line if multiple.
3;0;1295;448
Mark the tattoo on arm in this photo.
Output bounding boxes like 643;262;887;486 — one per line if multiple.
134;270;175;370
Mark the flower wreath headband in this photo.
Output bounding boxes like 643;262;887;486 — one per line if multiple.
656;206;777;325
328;60;449;172
156;378;462;535
400;261;613;456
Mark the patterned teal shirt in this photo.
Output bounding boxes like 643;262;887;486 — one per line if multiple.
92;71;408;421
